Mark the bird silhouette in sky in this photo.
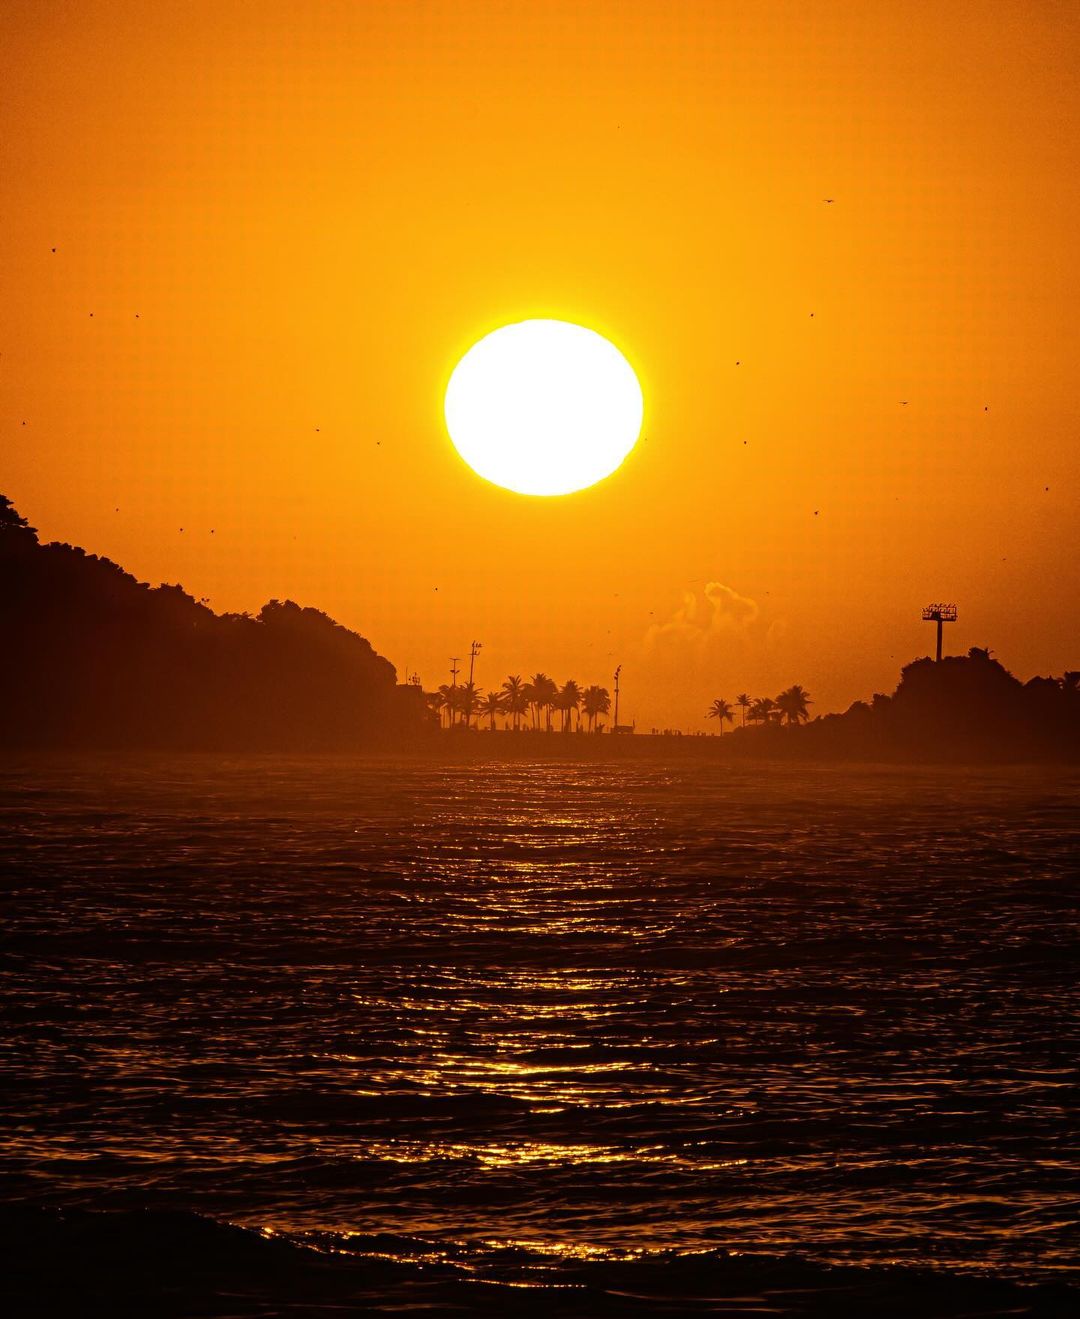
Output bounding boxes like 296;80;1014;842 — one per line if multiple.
899;401;909;406
823;198;835;204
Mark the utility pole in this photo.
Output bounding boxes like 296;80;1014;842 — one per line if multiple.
449;657;460;728
463;641;481;730
921;604;958;662
613;664;621;732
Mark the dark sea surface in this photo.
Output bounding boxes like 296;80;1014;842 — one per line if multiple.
1;754;1078;1316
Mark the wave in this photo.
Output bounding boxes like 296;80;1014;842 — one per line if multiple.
1;1206;1075;1317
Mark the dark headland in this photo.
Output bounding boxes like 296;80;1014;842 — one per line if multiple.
2;493;1076;762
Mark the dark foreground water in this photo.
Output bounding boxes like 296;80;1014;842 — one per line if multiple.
1;755;1078;1316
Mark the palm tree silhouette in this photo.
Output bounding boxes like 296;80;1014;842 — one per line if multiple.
775;684;812;725
501;675;528;731
457;680;480;729
479;690;504;730
557;679;582;731
707;698;734;733
524;673;557;730
581;684;611;732
749;696;778;725
436;683;458;728
542;676;558;730
736;693;752;727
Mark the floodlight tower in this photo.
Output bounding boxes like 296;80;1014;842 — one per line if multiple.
613;664;622;731
468;640;482;686
922;603;958;662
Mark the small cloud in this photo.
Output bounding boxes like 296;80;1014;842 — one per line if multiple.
703;581;759;633
644;581;761;666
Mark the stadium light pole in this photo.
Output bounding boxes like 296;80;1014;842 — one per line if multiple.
921;604;958;662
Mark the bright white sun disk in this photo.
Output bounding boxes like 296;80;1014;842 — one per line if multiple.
444;319;643;496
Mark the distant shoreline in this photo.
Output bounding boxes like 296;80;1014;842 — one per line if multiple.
3;735;1075;769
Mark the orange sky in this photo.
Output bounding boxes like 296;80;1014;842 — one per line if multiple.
3;1;1078;730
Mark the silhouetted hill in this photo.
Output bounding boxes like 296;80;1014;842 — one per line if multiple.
730;649;1080;763
0;495;433;750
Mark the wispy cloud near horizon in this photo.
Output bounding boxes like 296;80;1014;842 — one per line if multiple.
644;581;762;666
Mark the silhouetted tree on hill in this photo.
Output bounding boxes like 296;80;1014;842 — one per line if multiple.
729;648;1078;763
776;684;812;725
0;493;434;750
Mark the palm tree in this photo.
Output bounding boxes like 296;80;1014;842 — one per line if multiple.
557;679;582;731
541;675;558;730
707;698;734;733
525;672;557;730
775;684;812;725
749;696;778;726
736;693;752;727
479;691;504;731
436;683;457;728
523;673;547;729
457;680;480;729
425;691;445;727
581;685;611;732
501;675;528;731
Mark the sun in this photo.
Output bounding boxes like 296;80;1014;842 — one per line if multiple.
444;319;643;496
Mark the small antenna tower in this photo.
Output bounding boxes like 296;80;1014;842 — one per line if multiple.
613;664;622;731
922;603;957;662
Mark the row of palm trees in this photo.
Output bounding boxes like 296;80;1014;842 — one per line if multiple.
708;686;812;732
428;673;613;732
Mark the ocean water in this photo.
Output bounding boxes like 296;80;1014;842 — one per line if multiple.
1;755;1078;1316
